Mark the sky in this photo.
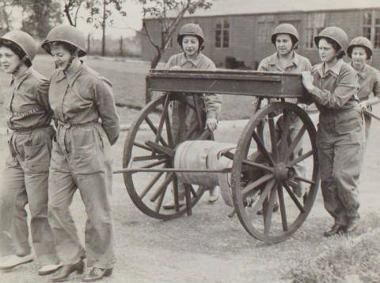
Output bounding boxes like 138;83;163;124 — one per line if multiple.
69;0;144;39
6;0;144;39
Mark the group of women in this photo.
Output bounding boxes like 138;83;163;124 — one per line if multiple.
0;20;378;282
0;25;119;282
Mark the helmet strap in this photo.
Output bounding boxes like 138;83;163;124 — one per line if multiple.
12;56;28;76
59;48;79;72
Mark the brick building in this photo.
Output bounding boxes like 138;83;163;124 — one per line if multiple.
141;0;380;69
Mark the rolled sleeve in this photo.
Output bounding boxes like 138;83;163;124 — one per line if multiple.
310;69;359;109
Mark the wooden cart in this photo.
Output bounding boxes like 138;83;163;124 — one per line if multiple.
116;69;320;244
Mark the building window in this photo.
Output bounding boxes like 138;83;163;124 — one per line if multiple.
257;21;274;43
257;15;275;44
215;19;229;48
305;13;325;48
363;10;380;48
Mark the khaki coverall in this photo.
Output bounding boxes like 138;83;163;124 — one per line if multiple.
258;52;312;195
309;59;364;226
165;52;222;196
353;63;380;140
0;68;59;265
47;62;120;269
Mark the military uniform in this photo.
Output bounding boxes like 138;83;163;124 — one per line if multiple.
258;52;312;196
0;67;59;266
165;52;222;144
47;62;119;269
309;59;364;226
354;64;380;139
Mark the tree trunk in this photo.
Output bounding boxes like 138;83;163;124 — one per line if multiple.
101;0;106;56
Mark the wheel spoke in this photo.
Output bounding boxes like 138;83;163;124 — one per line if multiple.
133;142;152;152
283;182;305;213
150;172;174;202
139;172;164;199
155;185;168;213
242;159;273;173
242;174;274;198
285;125;306;163
279;113;290;160
133;154;167;162
277;185;288;231
294;176;315;185
145;116;168;147
248;179;275;215
142;159;167;168
145;141;174;157
252;131;274;166
264;183;277;236
165;109;174;148
288;150;313;167
155;95;170;146
268;116;279;161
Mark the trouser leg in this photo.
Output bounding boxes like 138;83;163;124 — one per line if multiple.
0;165;29;256
76;173;115;269
333;139;363;224
48;170;85;265
289;116;306;196
317;140;346;225
25;172;59;265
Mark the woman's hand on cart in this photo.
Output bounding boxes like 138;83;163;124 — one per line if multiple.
206;117;218;132
301;71;315;93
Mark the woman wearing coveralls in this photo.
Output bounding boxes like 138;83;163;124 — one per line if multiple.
347;36;380;141
0;31;61;275
302;27;365;237
256;23;312;213
41;25;120;282
163;23;222;209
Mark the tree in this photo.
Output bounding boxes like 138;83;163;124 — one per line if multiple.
63;0;127;56
0;0;62;38
140;0;214;69
21;0;62;38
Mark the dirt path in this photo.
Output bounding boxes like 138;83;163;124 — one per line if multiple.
0;114;379;283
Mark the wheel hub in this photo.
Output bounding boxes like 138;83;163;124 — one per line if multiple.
273;162;295;181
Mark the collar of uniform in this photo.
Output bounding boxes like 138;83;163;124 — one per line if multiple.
11;67;32;90
351;63;368;80
267;52;299;70
63;60;84;86
315;59;344;78
178;52;202;67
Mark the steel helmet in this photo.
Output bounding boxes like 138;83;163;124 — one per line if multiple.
347;36;373;59
42;24;86;57
314;27;349;54
177;23;205;48
0;30;37;64
271;23;299;46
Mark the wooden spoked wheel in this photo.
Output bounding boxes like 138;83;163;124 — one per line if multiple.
123;94;208;220
231;102;319;243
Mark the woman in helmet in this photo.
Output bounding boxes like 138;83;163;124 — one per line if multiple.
256;23;312;213
162;23;222;209
302;27;364;237
41;24;119;282
347;36;380;141
0;31;61;275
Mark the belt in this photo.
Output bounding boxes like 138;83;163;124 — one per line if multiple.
56;120;99;129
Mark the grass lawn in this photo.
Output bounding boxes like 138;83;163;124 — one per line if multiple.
0;55;254;122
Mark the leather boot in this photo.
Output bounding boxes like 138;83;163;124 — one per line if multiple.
323;223;344;237
51;259;84;282
82;267;113;282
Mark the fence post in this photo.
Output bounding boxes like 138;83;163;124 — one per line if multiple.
87;33;91;54
120;36;124;56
